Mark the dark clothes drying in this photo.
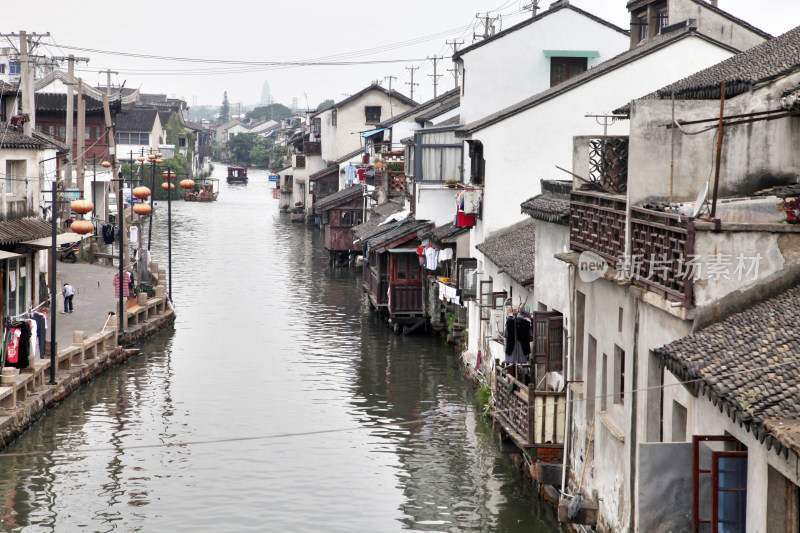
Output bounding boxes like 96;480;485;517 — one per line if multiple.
101;224;120;245
33;313;47;357
6;322;31;369
504;315;532;357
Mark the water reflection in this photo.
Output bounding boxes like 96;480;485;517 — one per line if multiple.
0;168;560;532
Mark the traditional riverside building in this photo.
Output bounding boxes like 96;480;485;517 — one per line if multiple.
556;23;800;531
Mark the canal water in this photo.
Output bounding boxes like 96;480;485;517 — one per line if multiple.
0;168;561;532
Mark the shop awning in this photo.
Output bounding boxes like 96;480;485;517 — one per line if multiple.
0;250;22;260
360;127;388;138
21;232;83;249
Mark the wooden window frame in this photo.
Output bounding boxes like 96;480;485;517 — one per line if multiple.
692;435;746;532
533;312;563;373
550;57;588;87
365;106;382;124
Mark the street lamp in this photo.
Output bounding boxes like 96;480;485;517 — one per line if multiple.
162;168;175;302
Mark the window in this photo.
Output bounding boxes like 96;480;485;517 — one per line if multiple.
587;335;597;420
601;353;608;411
656;9;669;33
533;312;563;373
365;106;381;124
94;127;103;141
467;140;484;185
692;436;747;533
457;258;478;300
179;137;187;148
115;132;150;145
672;400;687;442
313;117;321;134
394;253;420;282
9;60;20;75
56;126;66;140
331;109;337;126
614;345;625;404
4;257;27;318
0;64;5;74
550;57;587;87
339;210;362;227
85;126;92;140
5;160;25;196
618;307;623;332
638;15;648;42
416;130;463;182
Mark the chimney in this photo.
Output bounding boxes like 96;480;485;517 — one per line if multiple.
710;0;718;6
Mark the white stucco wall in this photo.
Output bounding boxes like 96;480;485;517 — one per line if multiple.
670;0;768;52
1;147;50;217
319;90;416;162
470;36;735;241
458;8;629;125
627;70;800;207
414;186;457;227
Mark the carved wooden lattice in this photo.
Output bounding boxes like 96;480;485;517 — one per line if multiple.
569;191;627;264
494;370;531;445
629;207;694;307
303;141;321;156
588;137;628;193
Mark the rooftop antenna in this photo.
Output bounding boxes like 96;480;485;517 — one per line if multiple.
691;181;709;218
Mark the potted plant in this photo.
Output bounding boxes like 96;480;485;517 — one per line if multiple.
777;195;800;223
445;178;458;189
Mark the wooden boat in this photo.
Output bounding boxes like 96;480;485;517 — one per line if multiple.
227;166;248;183
185;178;219;202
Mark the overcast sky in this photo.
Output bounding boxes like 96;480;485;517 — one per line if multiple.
6;0;800;111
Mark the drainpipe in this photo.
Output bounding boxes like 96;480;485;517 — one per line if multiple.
560;263;576;498
628;297;640;531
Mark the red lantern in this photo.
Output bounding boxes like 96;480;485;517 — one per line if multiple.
133;202;152;215
147;153;155;160
161;182;175;191
70;198;93;214
155;159;163;164
137;156;145;162
70;220;93;235
133;186;151;200
101;161;112;168
156;153;163;158
180;179;196;189
162;171;175;180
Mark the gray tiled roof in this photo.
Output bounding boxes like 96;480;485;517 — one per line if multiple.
421;222;469;244
656;284;800;458
521;179;572;225
0;80;17;95
309;164;338;180
0;129;55;150
378;88;460;128
0;217;61;245
315;184;364;211
414;97;460;124
369;219;431;252
651;24;800;101
352;201;406;242
476;221;536;285
458;26;736;135
453;3;628;61
35;93;105;113
116;108;159;132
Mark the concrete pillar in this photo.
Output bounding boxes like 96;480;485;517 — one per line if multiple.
72;330;84;346
137;293;148;306
155;285;166;298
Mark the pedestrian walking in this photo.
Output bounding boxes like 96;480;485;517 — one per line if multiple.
62;283;74;313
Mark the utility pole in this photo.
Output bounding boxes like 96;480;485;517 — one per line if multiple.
405;66;419;102
446;40;463;89
384;75;397;92
473;13;499;41
98;68;118;96
76;78;86;194
53;56;88;188
523;0;540;17
428;56;443;98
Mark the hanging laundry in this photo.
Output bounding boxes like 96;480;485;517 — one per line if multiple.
356;168;366;184
424;246;439;270
113;271;131;298
503;314;532;364
455;191;476;228
32;311;47;358
5;322;31;368
130;225;139;245
101;224;115;244
345;164;357;184
438;248;454;261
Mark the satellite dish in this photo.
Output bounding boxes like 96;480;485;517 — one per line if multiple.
691;181;709;218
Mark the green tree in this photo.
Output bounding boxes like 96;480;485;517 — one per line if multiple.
315;99;334;112
228;133;256;165
250;144;270;167
220;91;230;123
245;103;292;122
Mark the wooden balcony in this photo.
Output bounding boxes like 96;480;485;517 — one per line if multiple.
569;191;695;307
303;141;321;156
569;190;627;264
493;367;566;452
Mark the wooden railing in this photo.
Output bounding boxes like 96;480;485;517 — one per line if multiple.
303;141;321;156
569;190;627;264
493;368;566;447
364;267;387;306
630;207;694;307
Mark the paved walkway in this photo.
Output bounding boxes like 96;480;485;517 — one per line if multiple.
50;261;120;349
